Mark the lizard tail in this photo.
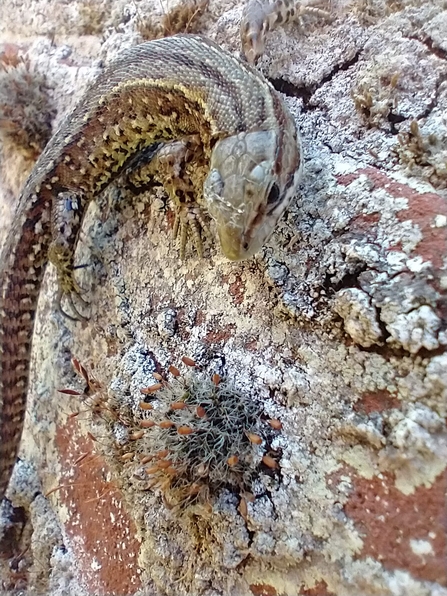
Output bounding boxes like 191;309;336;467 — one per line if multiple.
0;212;50;501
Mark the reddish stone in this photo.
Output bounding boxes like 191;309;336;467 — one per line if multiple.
357;167;444;210
354;390;401;414
228;275;246;305
165;208;176;228
202;323;235;343
395;194;447;270
0;43;30;66
345;469;447;584
176;307;191;342
194;309;206;326
339;167;447;270
250;584;278;596
336;173;359;186
349;212;381;233
55;417;141;595
356;167;447;271
244;338;259;351
300;581;335;595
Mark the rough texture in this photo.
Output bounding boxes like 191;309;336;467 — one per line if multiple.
0;31;301;504
0;1;446;596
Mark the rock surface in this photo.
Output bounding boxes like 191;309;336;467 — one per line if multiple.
0;1;446;595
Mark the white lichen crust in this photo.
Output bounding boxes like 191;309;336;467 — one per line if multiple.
0;0;446;595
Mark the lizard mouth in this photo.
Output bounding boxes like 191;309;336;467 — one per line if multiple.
216;197;280;260
217;220;267;261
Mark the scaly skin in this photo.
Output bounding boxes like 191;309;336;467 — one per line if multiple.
0;34;302;501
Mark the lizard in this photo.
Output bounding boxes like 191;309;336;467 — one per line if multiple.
0;33;302;503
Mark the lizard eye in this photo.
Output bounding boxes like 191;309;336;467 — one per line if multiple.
267;183;280;205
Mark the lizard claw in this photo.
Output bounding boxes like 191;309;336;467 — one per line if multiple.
57;288;89;322
49;246;90;321
173;203;211;260
56;278;90;321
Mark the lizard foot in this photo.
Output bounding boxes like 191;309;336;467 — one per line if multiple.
49;245;89;321
56;286;89;322
125;137;211;259
172;202;211;260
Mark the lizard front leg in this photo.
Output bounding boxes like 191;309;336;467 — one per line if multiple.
48;191;89;319
128;136;211;259
49;137;208;321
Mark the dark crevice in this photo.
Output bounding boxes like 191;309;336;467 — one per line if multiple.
406;34;447;62
0;502;29;572
389;35;446;124
375;306;392;344
318;49;363;88
269;49;363;110
322;262;369;295
269;78;314;108
387;109;406;134
415;73;447;120
357;340;447;360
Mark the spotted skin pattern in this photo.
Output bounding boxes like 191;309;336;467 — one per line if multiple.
0;33;302;501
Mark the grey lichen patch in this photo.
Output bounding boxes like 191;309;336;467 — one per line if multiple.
155;308;178;339
350;33;443;133
423;355;447;417
336;393;447;491
0;467;76;596
384;304;444;353
28;495;65;595
379;404;447;494
360;270;446;353
272;140;446;355
336;411;387;450
422;8;447;53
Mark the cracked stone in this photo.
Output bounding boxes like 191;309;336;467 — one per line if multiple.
333;288;383;347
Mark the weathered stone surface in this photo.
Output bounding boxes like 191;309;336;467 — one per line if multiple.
0;1;446;595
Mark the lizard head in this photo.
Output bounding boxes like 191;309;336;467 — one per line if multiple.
203;129;302;261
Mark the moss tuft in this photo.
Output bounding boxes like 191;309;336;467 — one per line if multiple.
0;51;55;160
137;0;209;41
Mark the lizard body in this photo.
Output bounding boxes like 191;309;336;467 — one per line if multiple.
0;34;301;501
